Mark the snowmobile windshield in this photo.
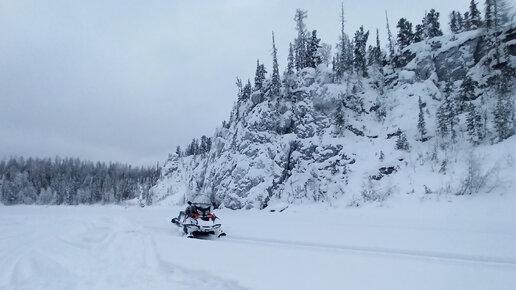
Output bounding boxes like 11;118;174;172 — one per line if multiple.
192;194;212;204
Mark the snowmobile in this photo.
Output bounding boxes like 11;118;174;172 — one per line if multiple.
171;203;226;238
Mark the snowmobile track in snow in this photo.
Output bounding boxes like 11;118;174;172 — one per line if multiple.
226;235;516;267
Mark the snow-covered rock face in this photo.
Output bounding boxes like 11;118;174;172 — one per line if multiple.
153;28;515;209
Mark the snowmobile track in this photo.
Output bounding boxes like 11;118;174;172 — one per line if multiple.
226;235;516;267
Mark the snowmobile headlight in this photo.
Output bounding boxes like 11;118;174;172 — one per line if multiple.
212;224;221;228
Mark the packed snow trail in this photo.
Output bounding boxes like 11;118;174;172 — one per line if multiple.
1;196;515;290
225;235;516;267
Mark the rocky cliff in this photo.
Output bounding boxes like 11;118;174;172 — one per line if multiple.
152;27;516;209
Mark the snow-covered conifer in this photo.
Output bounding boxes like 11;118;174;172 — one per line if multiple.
200;135;208;155
437;82;458;140
458;76;478;111
469;0;483;29
294;9;308;71
353;26;369;77
284;43;296;100
414;23;425;42
463;12;472;31
271;32;281;97
456;12;465;32
374;29;382;65
334;103;345;136
397;18;414;50
344;37;354;73
449;11;460;34
486;0;511;31
242;80;252;101
396;130;410;151
307;30;321;68
385;11;395;60
426;9;443;38
254;60;267;92
493;94;513;141
466;103;483;145
493;72;515;142
318;43;332;66
335;4;350;79
206;137;212;153
417;96;428;141
286;43;295;75
485;0;494;30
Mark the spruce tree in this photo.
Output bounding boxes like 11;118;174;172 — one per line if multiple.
414;24;425;42
493;72;515;141
385;11;395;60
286;43;295;75
367;45;375;66
344;37;354;73
336;3;349;79
456;12;464;32
458;76;478;110
493;93;512;141
374;29;382;65
469;0;483;29
190;138;200;155
487;0;511;31
307;30;321;68
463;12;472;31
294;9;308;71
466;103;483;144
397;18;414;50
284;43;296;101
236;77;243;99
206;137;212;153
334;103;345;136
353;26;369;77
436;104;449;138
271;32;281;97
426;9;443;38
421;10;430;39
200;135;208;155
417;96;428;141
449;11;460;34
485;0;494;30
437;82;458;140
396;131;410;151
242;80;252;100
254;60;267;92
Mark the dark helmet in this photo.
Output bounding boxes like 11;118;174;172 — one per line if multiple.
187;201;192;206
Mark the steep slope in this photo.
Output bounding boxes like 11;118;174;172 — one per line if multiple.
153;27;516;209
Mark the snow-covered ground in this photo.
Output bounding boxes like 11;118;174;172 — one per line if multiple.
1;194;516;290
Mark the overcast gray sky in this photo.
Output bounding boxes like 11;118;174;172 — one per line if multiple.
0;0;472;166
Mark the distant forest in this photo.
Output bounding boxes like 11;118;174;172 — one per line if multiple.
0;157;160;205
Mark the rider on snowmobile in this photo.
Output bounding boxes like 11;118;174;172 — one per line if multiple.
185;201;196;217
177;201;197;222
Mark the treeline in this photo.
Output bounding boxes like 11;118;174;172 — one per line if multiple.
175;135;212;157
243;0;514;102
0;157;160;205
